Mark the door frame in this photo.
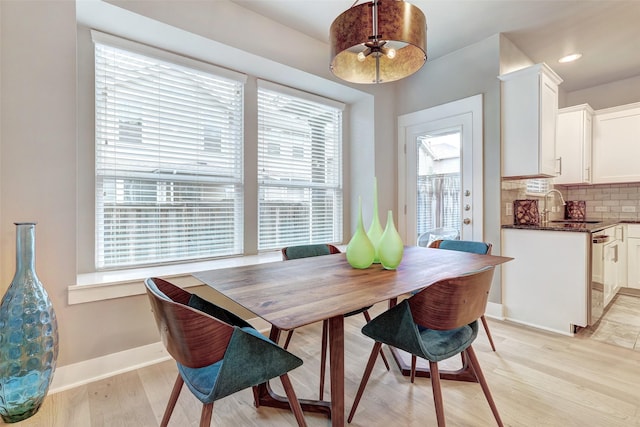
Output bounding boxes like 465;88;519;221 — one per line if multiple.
397;94;483;243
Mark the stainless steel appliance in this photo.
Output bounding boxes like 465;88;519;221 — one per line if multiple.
590;233;609;325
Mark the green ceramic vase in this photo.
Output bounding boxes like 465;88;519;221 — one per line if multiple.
346;197;375;269
378;210;404;270
367;177;383;264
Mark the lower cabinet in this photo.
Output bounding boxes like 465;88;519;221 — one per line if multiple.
603;239;620;307
627;225;640;289
502;228;590;335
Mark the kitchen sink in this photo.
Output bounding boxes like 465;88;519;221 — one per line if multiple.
550;220;602;224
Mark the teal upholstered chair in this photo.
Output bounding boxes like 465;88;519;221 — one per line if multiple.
144;277;307;427
281;244;390;399
348;267;503;427
429;239;496;352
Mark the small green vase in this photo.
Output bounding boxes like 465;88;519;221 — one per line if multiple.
378;210;404;270
367;177;383;264
346;197;375;269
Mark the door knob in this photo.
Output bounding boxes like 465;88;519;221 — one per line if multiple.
463;218;471;225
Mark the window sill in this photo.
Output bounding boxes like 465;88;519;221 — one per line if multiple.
69;251;283;305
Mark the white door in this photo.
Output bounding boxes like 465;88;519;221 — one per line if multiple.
398;94;483;245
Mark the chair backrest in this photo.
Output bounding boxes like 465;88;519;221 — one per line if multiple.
428;239;492;255
408;266;495;331
144;277;233;369
417;228;460;248
281;243;341;260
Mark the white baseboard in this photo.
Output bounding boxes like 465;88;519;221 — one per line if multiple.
49;316;271;394
49;342;171;394
485;301;503;320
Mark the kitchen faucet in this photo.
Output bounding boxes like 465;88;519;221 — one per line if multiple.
541;189;567;224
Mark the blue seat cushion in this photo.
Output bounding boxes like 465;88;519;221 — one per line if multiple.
417;323;477;361
285;244;331;259
438;240;489;255
178;326;301;403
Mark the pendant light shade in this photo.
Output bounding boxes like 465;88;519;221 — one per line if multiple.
330;0;427;84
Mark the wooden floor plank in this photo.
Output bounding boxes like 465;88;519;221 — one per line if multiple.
4;300;640;426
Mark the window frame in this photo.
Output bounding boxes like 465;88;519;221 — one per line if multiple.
92;31;247;270
256;80;345;250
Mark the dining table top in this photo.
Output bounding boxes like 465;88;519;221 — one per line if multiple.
193;245;513;331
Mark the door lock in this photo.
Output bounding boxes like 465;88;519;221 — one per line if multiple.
463;218;471;225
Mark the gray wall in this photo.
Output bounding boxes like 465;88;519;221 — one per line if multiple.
396;34;503;302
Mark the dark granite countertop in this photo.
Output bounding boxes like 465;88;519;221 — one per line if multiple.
501;219;633;233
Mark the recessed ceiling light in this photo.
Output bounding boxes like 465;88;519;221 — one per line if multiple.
558;53;582;63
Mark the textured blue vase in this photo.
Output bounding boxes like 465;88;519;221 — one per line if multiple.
0;223;58;423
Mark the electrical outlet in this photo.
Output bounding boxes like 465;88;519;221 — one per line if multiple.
622;206;637;213
506;203;513;216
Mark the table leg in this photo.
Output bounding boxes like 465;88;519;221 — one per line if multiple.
328;315;345;427
253;326;332;416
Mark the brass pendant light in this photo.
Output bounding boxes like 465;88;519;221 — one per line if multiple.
330;0;427;84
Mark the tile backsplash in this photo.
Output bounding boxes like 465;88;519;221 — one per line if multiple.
501;180;640;225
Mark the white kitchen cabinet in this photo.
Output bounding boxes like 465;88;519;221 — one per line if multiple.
499;63;563;179
626;225;640;289
593;102;640;184
601;225;626;306
603;239;620;307
502;228;589;335
554;104;593;185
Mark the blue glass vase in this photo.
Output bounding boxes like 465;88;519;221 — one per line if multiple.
0;223;58;423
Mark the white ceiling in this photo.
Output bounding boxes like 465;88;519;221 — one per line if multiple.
231;0;640;92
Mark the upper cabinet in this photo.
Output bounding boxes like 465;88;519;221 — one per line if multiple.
554;104;594;185
593;102;640;184
499;63;563;179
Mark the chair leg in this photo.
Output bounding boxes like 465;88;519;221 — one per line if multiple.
319;319;329;400
363;310;390;370
161;374;184;427
252;386;260;408
480;315;497;351
410;355;417;383
347;341;382;423
465;346;503;426
280;373;308;427
199;403;214;427
429;361;446;427
283;329;294;349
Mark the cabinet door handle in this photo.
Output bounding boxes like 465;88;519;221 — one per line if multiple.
556;157;562;176
585;166;590;181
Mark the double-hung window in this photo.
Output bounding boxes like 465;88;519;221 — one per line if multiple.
93;32;245;269
257;80;344;249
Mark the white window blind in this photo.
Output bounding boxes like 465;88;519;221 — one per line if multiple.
257;81;343;249
94;33;244;269
526;178;550;195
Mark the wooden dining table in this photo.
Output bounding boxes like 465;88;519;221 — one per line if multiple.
194;245;512;427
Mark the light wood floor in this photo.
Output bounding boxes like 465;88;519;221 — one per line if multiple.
4;302;640;427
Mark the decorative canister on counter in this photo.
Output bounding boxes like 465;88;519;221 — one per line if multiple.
565;200;586;220
513;199;540;225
